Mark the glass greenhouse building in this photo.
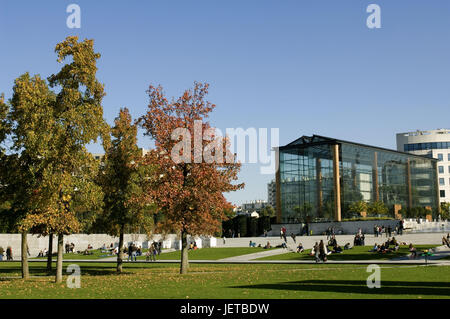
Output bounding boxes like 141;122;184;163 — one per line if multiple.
275;135;440;223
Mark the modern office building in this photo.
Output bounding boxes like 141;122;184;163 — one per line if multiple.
397;129;450;203
275;135;439;223
241;200;270;213
267;180;276;208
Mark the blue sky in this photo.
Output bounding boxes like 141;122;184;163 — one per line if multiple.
1;0;450;205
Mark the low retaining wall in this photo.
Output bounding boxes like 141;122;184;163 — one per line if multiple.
270;220;401;236
0;233;217;258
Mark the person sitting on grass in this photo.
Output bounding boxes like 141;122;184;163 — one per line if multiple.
409;243;417;259
442;236;450;248
263;241;271;249
344;243;351;250
332;244;343;253
370;243;378;252
328;235;337;247
296;243;304;253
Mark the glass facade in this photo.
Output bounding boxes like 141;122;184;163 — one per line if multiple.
278;136;439;223
404;142;450;152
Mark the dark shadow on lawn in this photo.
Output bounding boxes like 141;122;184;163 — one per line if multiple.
0;263;173;277
231;280;450;296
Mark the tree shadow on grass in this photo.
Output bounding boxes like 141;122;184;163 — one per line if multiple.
0;263;175;278
231;280;450;297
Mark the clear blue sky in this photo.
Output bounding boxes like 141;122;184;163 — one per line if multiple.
1;0;450;205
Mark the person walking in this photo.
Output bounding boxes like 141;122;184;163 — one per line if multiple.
0;246;4;261
127;243;133;261
313;242;320;263
290;233;296;244
319;240;327;263
6;246;12;261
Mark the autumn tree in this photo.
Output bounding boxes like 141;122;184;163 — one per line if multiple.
20;36;109;283
96;107;155;273
139;82;243;274
1;73;56;279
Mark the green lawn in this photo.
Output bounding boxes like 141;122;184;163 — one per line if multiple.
0;262;449;299
138;247;275;261
256;245;438;261
31;249;117;260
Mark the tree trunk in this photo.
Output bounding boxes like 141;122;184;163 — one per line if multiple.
117;224;124;273
47;233;53;273
55;233;63;283
21;231;29;279
180;229;189;274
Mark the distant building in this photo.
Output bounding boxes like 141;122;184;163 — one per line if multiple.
240;200;270;214
397;129;450;203
276;135;439;223
267;180;276;208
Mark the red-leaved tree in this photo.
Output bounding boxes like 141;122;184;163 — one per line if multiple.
139;82;243;274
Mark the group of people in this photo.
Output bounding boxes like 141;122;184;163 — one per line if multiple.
311;240;329;263
64;242;76;254
370;237;402;254
0;246;13;261
145;242;159;262
354;233;365;246
374;222;404;237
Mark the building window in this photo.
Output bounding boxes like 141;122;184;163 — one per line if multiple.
440;190;446;198
439;166;444;174
439;178;445;186
448;166;450;173
438;154;444;161
448;153;450;161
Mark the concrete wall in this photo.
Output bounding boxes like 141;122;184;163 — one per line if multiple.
0;233;217;258
269;220;401;236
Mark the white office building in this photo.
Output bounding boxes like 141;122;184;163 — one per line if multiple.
396;129;450;203
267;179;276;208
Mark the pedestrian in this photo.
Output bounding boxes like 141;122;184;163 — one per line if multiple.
6;246;12;261
313;242;320;263
290;233;296;244
388;225;392;237
319;240;327;263
0;246;4;261
127;243;133;261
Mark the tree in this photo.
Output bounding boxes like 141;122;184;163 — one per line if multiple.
20;36;109;283
348;201;368;216
260;206;275;217
440;202;450;220
367;201;388;217
293;203;312;222
139;82;243;274
96;107;155;273
2;73;57;279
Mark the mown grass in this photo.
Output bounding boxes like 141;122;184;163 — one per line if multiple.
255;245;439;261
0;262;449;299
137;247;275;261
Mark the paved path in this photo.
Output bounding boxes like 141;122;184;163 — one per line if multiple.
218;248;290;262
